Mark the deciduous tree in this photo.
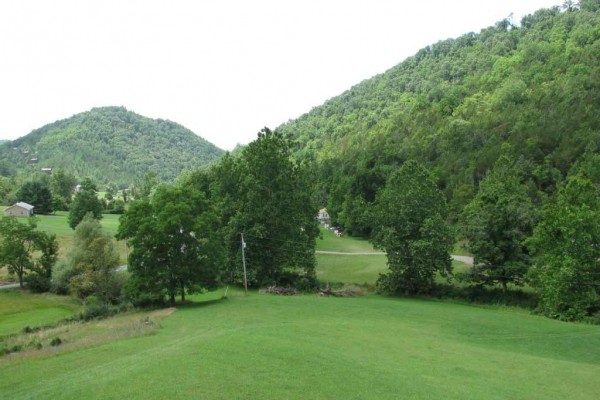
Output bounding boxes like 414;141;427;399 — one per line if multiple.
226;128;319;287
371;160;453;295
0;217;57;289
117;184;223;304
68;178;103;229
65;214;121;302
17;180;53;214
527;172;600;321
461;155;538;292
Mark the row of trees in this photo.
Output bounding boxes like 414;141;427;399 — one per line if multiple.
358;150;599;322
117;128;320;304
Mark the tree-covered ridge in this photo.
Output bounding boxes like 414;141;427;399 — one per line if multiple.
0;106;224;186
278;5;600;231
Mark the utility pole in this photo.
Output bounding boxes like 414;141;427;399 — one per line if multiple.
241;233;248;295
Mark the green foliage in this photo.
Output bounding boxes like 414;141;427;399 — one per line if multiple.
64;214;121;302
50;168;77;208
527;172;600;321
16;180;53;214
278;6;600;224
68;179;103;229
0;106;224;187
371;161;453;294
460;155;538;291
0;217;57;289
117;183;224;304
205;129;320;288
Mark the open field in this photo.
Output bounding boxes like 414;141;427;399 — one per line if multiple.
1;289;599;399
315;227;467;285
0;290;80;337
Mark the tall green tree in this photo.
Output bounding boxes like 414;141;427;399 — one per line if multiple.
527;172;600;321
50;168;77;204
17;180;53;214
461;155;538;292
0;217;57;288
225;128;319;287
371;160;453;295
68;178;103;229
117;184;223;304
66;214;121;302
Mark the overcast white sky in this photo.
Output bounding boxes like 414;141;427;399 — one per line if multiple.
1;0;560;150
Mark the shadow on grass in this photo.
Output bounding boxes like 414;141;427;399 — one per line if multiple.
176;297;229;310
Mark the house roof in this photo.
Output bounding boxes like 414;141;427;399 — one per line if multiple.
14;202;34;211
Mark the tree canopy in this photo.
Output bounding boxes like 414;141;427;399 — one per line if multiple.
0;106;224;187
371;161;453;294
117;184;223;304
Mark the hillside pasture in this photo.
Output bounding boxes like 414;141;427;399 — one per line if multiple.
0;289;598;399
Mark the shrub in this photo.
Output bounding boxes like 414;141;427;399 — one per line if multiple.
50;260;75;295
50;337;62;347
25;274;52;293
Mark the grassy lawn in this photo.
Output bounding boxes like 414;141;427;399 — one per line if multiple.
315;227;468;286
316;253;386;285
316;226;378;253
1;289;598;399
0;289;80;337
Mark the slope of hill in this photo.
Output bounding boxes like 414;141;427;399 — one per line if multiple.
278;5;600;233
0;106;224;186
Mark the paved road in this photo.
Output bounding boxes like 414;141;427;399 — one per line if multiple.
316;250;474;265
0;283;21;290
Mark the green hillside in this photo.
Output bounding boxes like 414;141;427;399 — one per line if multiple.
278;4;600;232
0;106;224;186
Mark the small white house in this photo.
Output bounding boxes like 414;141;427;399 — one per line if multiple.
4;202;34;217
317;208;330;225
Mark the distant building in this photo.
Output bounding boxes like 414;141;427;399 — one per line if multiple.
4;202;34;217
317;208;330;225
28;158;38;164
41;167;52;175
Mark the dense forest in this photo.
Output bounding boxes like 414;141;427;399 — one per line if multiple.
0;106;223;187
279;2;600;234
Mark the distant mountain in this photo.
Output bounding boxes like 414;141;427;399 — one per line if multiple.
0;106;224;186
278;5;600;233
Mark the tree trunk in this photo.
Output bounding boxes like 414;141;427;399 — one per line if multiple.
18;270;24;288
501;280;507;294
169;292;176;305
180;283;186;302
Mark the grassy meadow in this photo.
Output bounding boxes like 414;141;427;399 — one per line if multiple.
0;290;80;337
1;288;599;399
1;221;598;399
315;227;468;285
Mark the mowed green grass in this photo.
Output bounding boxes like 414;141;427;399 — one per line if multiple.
315;227;467;285
0;289;80;336
1;289;599;399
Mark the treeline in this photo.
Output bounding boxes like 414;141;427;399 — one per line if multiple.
0;106;223;187
279;2;600;233
274;3;600;321
117;128;319;304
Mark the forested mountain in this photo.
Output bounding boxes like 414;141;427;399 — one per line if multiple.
0;106;223;186
278;4;600;234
